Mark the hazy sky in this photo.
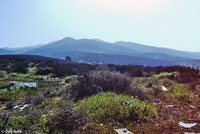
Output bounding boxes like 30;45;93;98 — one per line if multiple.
0;0;200;52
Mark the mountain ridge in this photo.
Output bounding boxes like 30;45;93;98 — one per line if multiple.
0;37;200;67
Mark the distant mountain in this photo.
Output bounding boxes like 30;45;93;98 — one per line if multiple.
92;38;109;43
115;41;200;59
0;55;69;63
3;44;45;54
0;37;200;67
0;49;13;55
26;37;139;56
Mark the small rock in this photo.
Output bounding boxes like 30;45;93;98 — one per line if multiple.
166;105;174;108
114;128;134;134
161;86;168;91
179;121;197;129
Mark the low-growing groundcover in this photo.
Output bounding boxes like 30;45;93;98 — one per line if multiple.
75;92;157;124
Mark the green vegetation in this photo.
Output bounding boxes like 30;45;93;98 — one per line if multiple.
75;92;157;124
0;70;8;78
7;116;28;130
0;89;36;99
70;70;133;100
0;81;12;89
0;56;199;133
9;73;35;80
154;72;179;79
65;75;77;83
167;84;191;100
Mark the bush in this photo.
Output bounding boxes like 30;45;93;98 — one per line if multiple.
6;101;15;109
154;72;178;79
65;75;77;83
37;114;52;133
162;79;173;87
36;67;53;75
0;70;7;78
0;81;12;89
70;70;132;100
10;62;28;74
26;109;43;124
47;102;85;133
7;116;28;130
168;84;191;100
26;94;45;105
75;92;157;124
0;113;10;131
43;88;57;98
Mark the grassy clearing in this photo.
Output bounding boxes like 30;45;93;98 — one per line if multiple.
75;92;157;124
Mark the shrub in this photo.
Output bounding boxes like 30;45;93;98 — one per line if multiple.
36;67;53;75
75;92;157;124
37;114;52;133
0;70;7;78
7;116;28;130
10;62;28;74
145;77;159;88
6;101;15;109
168;84;191;100
65;75;77;83
154;72;178;79
43;88;57;98
0;81;12;89
70;70;132;100
162;79;173;87
26;109;43;124
26;94;45;105
0;113;10;131
9;73;33;80
47;103;85;133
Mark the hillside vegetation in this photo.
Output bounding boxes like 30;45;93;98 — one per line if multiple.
0;55;200;133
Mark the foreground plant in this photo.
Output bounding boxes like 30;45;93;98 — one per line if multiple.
75;92;157;124
47;102;85;133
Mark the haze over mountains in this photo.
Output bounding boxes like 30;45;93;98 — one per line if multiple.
1;37;200;67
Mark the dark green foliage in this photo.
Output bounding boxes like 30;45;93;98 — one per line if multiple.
10;62;28;74
36;67;53;75
6;101;14;109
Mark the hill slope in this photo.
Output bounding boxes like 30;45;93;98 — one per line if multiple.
1;37;200;66
26;37;139;56
115;41;200;59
